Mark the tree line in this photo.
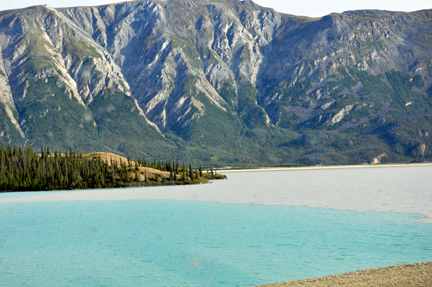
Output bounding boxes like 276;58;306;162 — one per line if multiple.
0;146;224;192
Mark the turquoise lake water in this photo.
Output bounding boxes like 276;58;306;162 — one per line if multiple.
1;199;431;286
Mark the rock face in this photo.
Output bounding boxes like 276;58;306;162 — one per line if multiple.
1;0;432;166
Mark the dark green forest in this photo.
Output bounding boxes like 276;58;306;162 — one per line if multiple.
0;146;224;192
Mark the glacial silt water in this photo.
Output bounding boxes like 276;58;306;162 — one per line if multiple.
1;168;432;286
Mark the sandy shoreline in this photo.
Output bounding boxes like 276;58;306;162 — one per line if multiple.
257;262;432;287
218;162;432;173
1;164;431;223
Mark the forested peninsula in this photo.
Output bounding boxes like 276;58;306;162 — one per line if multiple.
0;145;225;192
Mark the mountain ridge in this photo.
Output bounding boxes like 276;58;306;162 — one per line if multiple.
1;0;432;167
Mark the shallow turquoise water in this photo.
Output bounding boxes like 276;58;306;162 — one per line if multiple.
1;200;431;286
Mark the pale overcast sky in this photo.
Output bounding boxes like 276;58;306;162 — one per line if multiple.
0;0;431;17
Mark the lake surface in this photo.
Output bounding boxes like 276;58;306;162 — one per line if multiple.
1;167;432;286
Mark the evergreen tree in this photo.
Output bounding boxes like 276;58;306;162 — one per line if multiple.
0;145;221;191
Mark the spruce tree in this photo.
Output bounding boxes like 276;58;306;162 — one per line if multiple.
0;145;219;191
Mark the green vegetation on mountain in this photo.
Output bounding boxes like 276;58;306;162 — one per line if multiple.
14;77;102;151
0;103;25;147
89;89;175;158
63;40;102;60
218;79;237;107
237;81;268;128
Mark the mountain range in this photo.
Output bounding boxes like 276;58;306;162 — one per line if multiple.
1;0;432;167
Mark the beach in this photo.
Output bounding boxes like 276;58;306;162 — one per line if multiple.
257;262;432;287
218;162;432;172
1;163;431;223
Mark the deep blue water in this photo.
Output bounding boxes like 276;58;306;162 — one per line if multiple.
1;200;431;286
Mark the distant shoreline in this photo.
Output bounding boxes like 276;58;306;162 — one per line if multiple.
218;162;432;173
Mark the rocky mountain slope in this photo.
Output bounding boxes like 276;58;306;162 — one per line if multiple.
1;0;432;167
